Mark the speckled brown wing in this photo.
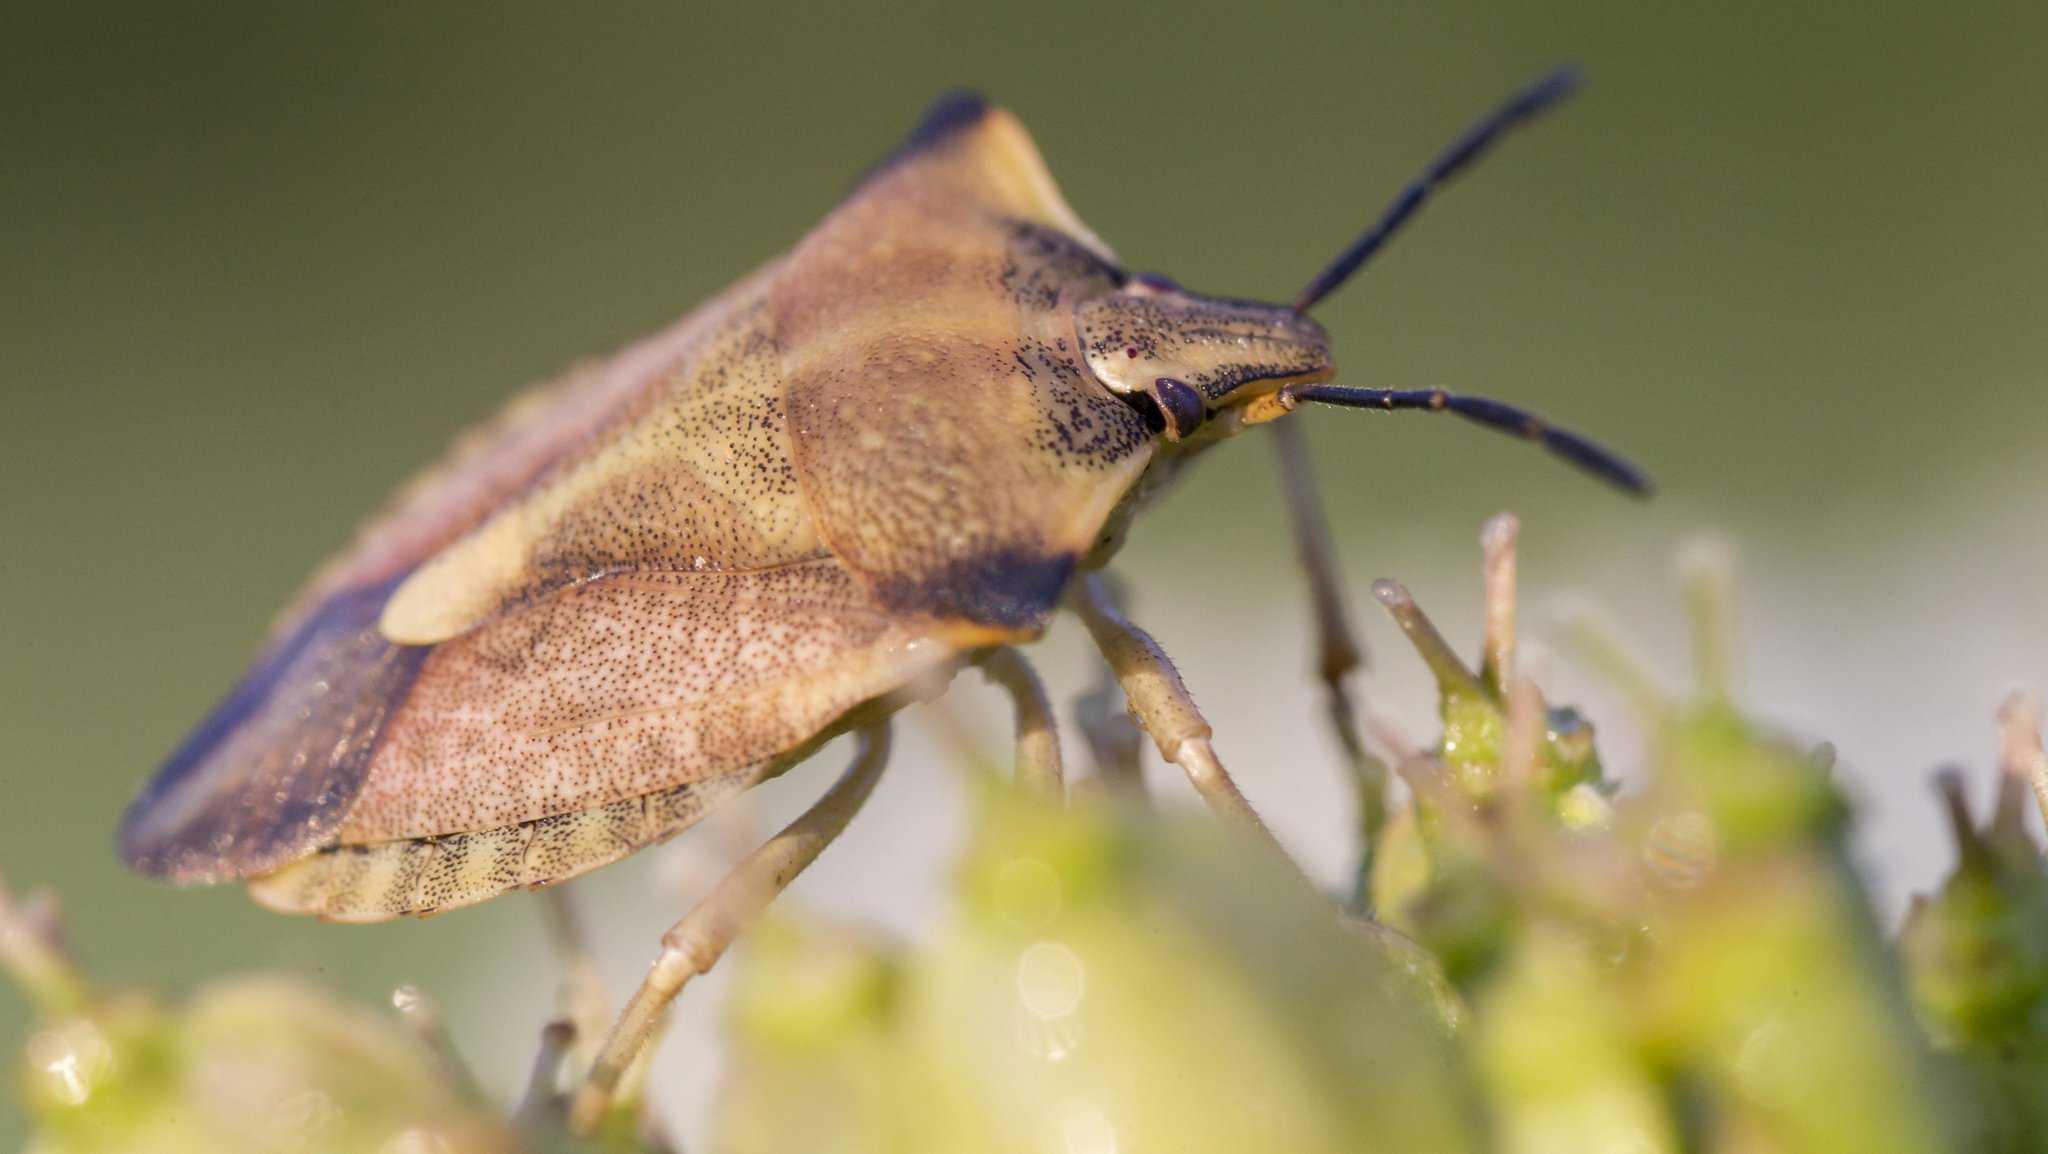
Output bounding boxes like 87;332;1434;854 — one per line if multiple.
246;560;951;920
122;93;1160;919
118;273;939;913
118;272;786;888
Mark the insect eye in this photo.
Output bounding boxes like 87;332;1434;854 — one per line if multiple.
1150;377;1206;440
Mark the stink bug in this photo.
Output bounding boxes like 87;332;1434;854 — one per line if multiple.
119;65;1645;1126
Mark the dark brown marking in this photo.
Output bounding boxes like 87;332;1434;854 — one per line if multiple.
119;579;428;883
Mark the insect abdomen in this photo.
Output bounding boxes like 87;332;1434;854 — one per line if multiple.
247;768;761;921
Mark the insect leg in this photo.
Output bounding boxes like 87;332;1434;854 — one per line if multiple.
515;1020;576;1124
1267;419;1388;908
976;647;1065;799
1070;575;1148;803
1075;671;1147;804
536;883;611;1077
568;723;894;1135
1069;573;1307;880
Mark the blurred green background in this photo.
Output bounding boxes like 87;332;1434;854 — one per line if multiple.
5;1;2046;1143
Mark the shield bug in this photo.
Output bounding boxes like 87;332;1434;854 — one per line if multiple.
119;65;1645;1126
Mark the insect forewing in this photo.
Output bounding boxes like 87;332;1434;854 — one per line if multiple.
121;93;1162;920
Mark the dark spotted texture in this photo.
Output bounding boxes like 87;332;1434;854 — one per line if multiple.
123;95;1166;918
344;562;945;844
778;121;1153;640
251;769;760;920
379;294;826;642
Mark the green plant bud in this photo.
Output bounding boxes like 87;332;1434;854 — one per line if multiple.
1895;776;2048;1152
1900;777;2048;1050
1652;707;1847;851
1398;819;1518;988
1649;855;1955;1154
1475;920;1678;1154
1541;708;1606;799
908;793;1483;1154
715;915;910;1154
17;977;513;1154
1368;804;1433;935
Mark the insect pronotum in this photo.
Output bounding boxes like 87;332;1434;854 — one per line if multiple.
118;65;1644;1129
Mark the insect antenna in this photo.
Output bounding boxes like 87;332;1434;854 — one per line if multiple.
1285;65;1647;496
1286;384;1651;496
1292;63;1583;313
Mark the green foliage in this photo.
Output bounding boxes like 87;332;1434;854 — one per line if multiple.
8;524;2048;1152
0;893;514;1154
719;792;1481;1154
